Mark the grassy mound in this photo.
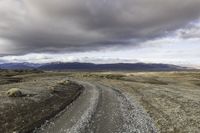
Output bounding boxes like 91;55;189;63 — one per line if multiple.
7;88;23;97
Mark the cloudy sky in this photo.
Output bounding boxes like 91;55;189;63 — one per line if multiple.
0;0;200;67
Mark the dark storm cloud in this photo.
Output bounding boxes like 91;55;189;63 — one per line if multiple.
176;24;200;39
1;0;200;55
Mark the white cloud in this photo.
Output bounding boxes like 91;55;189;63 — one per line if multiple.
0;53;139;64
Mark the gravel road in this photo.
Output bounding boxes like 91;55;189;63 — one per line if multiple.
35;81;157;133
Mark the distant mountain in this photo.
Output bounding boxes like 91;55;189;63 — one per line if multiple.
0;62;189;71
38;62;187;71
0;63;35;70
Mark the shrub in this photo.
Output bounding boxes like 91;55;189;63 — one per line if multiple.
57;80;72;85
7;88;23;97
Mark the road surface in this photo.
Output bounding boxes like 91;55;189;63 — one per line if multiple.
34;81;157;133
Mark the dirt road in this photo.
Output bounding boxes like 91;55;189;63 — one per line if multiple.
35;81;157;133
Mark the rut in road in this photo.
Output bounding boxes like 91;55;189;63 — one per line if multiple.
34;81;157;133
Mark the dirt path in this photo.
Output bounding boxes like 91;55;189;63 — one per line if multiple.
35;81;157;133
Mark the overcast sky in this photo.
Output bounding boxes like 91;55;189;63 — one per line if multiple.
0;0;200;67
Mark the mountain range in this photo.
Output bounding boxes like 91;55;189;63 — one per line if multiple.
0;62;189;71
